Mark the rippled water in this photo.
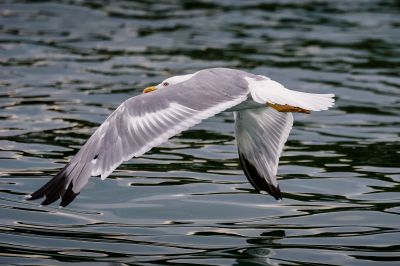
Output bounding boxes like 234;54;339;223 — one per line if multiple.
1;1;400;265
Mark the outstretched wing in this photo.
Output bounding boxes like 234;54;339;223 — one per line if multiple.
234;107;293;199
28;70;250;207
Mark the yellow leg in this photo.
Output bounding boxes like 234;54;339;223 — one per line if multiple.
268;103;311;114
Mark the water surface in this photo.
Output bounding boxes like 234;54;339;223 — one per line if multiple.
1;1;399;265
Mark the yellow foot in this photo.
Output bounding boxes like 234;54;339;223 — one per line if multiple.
268;103;311;114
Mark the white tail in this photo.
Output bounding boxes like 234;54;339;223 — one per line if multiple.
245;76;335;111
285;90;335;111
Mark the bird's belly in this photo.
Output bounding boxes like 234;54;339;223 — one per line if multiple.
226;99;264;112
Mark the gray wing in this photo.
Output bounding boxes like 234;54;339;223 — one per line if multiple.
234;107;293;200
28;68;250;207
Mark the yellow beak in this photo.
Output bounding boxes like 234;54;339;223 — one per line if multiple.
143;86;157;94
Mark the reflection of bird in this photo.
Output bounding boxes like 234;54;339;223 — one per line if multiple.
27;68;334;207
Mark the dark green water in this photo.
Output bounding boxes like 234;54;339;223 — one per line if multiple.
1;1;399;265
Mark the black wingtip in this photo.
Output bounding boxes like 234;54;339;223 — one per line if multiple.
265;184;282;201
60;182;80;207
27;164;78;207
239;153;282;200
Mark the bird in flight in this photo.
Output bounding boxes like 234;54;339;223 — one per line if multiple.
27;68;335;207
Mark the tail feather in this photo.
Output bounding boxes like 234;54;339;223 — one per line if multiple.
246;76;335;112
289;91;335;111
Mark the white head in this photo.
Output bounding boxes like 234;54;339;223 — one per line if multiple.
143;72;198;93
155;73;197;90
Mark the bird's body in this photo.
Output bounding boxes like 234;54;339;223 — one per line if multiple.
27;68;335;207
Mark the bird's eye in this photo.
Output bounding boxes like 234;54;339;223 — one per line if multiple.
163;82;169;86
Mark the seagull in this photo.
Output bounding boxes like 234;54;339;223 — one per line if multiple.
27;68;335;207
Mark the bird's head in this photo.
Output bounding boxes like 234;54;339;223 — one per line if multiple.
143;73;197;93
